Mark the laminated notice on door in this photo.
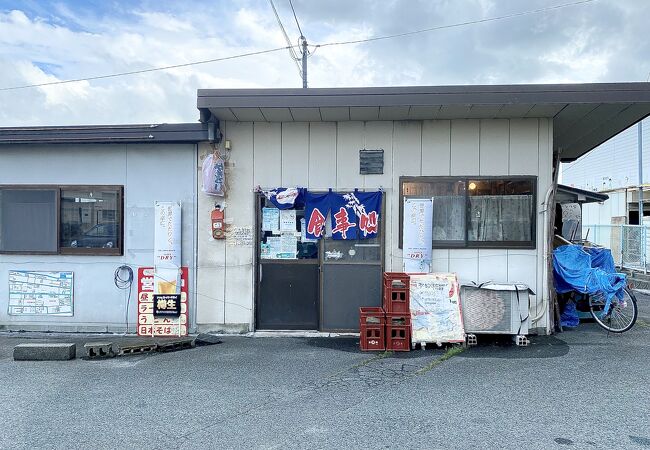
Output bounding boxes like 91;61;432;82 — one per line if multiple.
410;273;465;344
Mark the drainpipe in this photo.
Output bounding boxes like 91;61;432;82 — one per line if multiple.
639;121;646;272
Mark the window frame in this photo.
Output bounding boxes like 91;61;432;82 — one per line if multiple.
0;184;124;256
399;176;537;250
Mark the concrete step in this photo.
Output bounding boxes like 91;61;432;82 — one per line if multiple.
13;343;76;361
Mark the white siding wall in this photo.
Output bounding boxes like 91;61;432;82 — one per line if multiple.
196;118;553;333
0;143;197;332
582;190;627;226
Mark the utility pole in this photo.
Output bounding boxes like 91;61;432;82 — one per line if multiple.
301;36;308;88
639;121;644;223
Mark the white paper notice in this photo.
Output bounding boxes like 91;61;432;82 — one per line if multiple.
279;233;297;258
280;209;296;232
262;207;280;232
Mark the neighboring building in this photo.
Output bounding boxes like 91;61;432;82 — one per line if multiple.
562;117;650;192
1;83;649;335
0;124;213;332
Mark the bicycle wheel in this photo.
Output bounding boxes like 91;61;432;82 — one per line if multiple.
589;287;638;333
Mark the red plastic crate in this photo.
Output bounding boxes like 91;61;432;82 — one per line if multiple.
383;272;410;313
385;313;411;352
359;307;386;351
359;307;385;325
383;272;410;289
383;288;410;314
360;324;385;351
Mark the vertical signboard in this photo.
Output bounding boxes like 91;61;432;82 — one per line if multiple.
137;267;189;336
154;201;182;295
410;273;465;344
403;198;433;273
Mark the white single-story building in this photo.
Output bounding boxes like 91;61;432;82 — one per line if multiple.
0;123;213;332
2;83;649;335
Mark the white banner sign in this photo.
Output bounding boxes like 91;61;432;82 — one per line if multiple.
403;198;433;273
410;273;465;344
154;201;182;295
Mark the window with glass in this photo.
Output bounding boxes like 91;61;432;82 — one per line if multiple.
258;196;318;260
399;176;536;249
0;185;123;255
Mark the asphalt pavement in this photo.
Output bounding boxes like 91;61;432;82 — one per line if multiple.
0;307;648;449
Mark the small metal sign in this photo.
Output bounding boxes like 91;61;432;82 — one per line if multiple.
360;149;384;175
153;294;182;317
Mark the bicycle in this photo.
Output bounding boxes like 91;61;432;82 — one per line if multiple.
587;287;638;333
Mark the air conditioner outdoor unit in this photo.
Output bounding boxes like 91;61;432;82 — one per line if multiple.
460;283;533;335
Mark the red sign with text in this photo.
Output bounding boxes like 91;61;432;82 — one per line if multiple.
137;267;189;336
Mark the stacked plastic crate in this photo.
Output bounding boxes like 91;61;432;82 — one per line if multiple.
383;273;411;351
359;307;385;351
359;272;412;352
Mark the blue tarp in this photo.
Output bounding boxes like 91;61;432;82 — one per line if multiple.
553;245;626;314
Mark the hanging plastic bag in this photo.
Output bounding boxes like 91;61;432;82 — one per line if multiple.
202;153;225;196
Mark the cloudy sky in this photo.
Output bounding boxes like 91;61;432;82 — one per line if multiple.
0;0;648;126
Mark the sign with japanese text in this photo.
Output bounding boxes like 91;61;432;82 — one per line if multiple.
403;198;433;273
138;267;188;336
154;201;181;267
304;190;381;240
330;191;381;240
154;201;182;305
410;273;465;344
153;294;182;317
8;271;74;316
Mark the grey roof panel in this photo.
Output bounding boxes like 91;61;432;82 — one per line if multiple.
198;83;650;162
0;123;210;145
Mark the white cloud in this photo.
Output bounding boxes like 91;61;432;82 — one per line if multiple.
0;0;648;126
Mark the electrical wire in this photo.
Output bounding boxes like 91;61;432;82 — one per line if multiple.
114;265;134;333
0;0;595;92
288;0;304;39
0;46;296;92
311;0;596;49
268;0;303;78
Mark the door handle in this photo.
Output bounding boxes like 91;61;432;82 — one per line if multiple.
259;263;263;283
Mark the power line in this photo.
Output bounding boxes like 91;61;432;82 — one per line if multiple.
288;0;304;38
268;0;302;79
0;46;296;92
0;0;596;92
312;0;596;49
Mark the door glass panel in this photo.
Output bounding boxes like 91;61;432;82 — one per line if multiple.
323;210;382;263
323;238;381;262
259;198;318;260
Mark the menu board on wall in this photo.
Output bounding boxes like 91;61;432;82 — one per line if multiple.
137;267;188;336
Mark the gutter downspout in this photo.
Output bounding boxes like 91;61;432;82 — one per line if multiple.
534;182;554;330
536;150;561;334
